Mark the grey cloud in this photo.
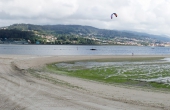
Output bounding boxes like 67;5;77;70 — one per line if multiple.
0;0;170;36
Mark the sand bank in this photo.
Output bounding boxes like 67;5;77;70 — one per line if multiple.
0;54;170;110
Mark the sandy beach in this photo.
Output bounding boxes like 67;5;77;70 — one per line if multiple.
0;54;170;110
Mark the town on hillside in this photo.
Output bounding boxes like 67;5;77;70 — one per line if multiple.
1;24;170;46
1;33;170;47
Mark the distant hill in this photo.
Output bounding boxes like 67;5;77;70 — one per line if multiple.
6;24;170;41
1;23;170;45
122;30;170;42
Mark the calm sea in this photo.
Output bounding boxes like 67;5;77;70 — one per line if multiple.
0;44;170;56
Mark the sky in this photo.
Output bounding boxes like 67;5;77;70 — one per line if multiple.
0;0;170;36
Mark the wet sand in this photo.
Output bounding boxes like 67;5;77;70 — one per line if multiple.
0;54;170;110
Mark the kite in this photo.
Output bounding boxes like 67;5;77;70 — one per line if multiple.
111;13;117;19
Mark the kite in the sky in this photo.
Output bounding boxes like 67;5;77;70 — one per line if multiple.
111;13;117;19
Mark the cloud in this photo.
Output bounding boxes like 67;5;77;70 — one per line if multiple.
0;0;170;36
0;0;78;19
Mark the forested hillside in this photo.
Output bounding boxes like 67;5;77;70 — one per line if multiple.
7;24;148;39
0;24;170;45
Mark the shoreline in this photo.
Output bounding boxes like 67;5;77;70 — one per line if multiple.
14;55;170;69
0;54;170;110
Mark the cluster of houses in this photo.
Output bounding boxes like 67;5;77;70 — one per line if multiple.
1;34;170;47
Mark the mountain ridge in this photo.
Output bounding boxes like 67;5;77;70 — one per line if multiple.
1;23;170;45
5;23;170;42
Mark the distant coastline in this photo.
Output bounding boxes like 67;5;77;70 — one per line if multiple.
1;24;170;46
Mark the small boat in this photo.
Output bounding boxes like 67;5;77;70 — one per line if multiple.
90;48;96;50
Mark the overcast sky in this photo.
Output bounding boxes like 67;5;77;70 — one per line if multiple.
0;0;170;36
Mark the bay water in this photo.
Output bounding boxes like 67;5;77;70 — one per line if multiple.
0;44;170;56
